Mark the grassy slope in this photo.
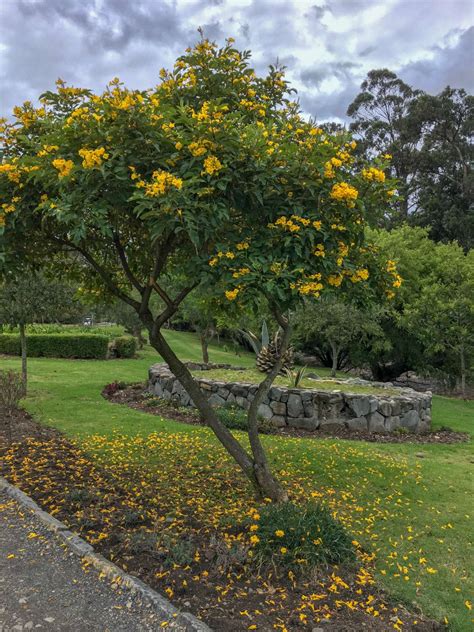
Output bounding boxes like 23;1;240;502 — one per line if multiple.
1;329;473;630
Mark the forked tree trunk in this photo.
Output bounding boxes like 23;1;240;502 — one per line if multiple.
19;322;27;395
148;328;288;502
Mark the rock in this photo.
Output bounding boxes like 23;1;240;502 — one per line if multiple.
400;409;420;431
270;401;287;415
257;403;273;420
270;415;286;428
384;416;400;431
217;387;230;399
415;452;425;458
269;387;283;401
153;382;163;397
347;416;368;431
347;396;370;417
287;394;304;417
391;399;401;415
369;398;379;413
287;417;319;430
378;400;392;416
368;411;386;432
208;393;226;408
236;395;250;410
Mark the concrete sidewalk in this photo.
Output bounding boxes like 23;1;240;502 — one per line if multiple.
0;491;180;631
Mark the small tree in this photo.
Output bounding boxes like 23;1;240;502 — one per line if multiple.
294;297;388;376
0;274;74;391
0;38;399;501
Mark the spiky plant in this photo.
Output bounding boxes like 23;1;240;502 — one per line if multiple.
256;331;294;374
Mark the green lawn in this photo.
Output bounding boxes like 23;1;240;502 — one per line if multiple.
1;330;473;630
191;366;399;395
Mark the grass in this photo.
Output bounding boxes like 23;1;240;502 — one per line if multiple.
1;329;473;630
192;367;399;395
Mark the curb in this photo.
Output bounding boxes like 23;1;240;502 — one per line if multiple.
0;476;211;632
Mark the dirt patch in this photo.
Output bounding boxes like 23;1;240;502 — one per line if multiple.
0;407;443;632
104;383;470;445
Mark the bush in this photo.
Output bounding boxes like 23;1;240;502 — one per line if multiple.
250;502;356;571
113;336;137;358
216;404;273;434
0;334;109;359
0;369;24;411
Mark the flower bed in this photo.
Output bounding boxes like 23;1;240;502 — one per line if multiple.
148;362;432;433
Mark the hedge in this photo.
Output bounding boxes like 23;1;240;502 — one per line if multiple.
0;334;109;359
113;336;137;358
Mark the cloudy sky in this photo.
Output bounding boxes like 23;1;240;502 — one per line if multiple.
0;0;472;122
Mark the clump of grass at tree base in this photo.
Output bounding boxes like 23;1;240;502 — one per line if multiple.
250;502;356;572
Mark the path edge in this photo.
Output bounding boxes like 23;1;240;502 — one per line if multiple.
0;476;211;632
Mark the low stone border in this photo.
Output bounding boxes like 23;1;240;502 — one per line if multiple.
149;362;432;434
0;476;211;632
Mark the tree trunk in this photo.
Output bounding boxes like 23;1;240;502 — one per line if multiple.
200;331;209;364
246;320;292;503
148;327;288;502
330;341;338;378
19;322;27;395
460;346;466;397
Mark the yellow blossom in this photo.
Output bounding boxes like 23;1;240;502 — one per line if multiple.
225;288;239;301
52;158;74;178
202;155;222;176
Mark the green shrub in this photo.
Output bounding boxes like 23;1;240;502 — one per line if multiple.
0;334;109;359
216;403;273;434
0;369;24;410
113;335;137;358
250;502;356;571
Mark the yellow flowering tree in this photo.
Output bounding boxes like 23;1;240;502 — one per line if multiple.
0;38;400;501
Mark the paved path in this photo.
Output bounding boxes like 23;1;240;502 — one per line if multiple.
0;491;179;631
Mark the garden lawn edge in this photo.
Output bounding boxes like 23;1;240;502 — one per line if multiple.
0;476;212;632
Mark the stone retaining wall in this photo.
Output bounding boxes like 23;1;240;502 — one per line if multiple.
148;363;432;433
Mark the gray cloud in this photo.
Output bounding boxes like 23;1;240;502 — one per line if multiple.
0;0;472;122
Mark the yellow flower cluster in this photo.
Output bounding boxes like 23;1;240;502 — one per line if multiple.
313;243;325;257
189;142;207;157
139;169;183;197
350;268;369;283
225;288;239;301
208;250;235;266
232;267;250;279
0;163;20;183
202;155;222;176
78;147;109;169
292;279;324;297
330;182;359;207
328;273;343;287
362;167;385;183
65;107;90;126
236;241;249;250
37;145;59;157
269;215;311;233
52;158;74;178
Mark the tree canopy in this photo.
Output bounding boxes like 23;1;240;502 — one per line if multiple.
0;37;402;500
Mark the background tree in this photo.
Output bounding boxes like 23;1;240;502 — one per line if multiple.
0;274;78;391
370;226;473;385
410;87;474;250
294;296;388;376
347;69;423;221
0;38;399;501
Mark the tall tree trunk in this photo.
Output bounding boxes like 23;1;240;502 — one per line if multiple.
148;327;287;502
19;322;27;395
330;341;338;378
200;331;209;364
460;346;466;398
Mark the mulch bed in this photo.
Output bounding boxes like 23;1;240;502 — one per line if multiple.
0;407;444;631
104;383;469;445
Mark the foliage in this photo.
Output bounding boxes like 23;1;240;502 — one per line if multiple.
348;73;473;248
215;403;272;434
284;365;307;388
294;296;388;376
0;369;24;411
249;502;356;570
371;225;474;384
239;321;270;355
112;335;137;358
0;333;109;359
0;36;401;500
